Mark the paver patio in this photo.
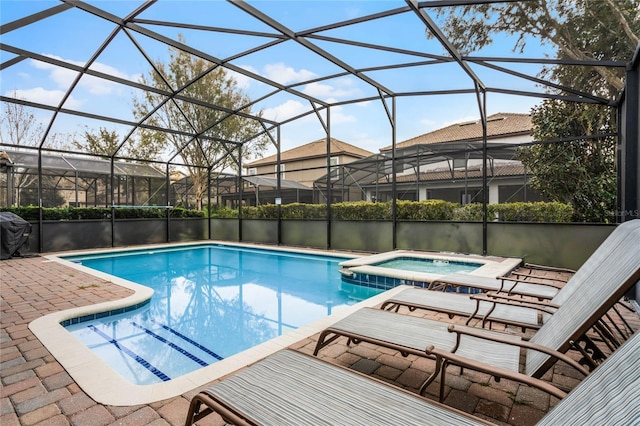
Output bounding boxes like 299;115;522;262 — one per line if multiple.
1;255;638;426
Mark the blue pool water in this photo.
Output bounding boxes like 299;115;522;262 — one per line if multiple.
63;245;381;385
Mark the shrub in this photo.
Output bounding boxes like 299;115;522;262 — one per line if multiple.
331;201;392;220
396;199;459;220
453;203;484;221
281;203;326;219
241;206;262;219
492;201;573;222
209;206;238;218
454;202;573;222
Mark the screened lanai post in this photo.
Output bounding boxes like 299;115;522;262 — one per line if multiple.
110;157;116;248
276;126;282;245
166;162;171;243
207;166;211;240
37;148;43;252
391;96;397;249
325;108;332;250
619;45;640;222
479;90;488;255
415;150;421;201
165;163;171;243
237;145;243;242
325;131;331;248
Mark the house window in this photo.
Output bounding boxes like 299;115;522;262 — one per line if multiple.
248;167;257;176
275;163;285;180
330;157;339;180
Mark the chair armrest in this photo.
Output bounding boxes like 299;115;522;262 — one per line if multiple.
478;293;560;312
447;324;590;377
496;277;563;300
511;271;569;283
497;275;564;290
425;345;568;399
523;263;577;274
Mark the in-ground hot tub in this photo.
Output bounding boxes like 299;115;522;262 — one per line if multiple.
339;250;522;292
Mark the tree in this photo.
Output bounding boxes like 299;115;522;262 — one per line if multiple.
432;0;639;97
0;100;70;207
518;100;616;222
1;93;71;149
71;127;120;157
132;35;269;210
71;127;164;161
1;99;42;206
1;97;44;147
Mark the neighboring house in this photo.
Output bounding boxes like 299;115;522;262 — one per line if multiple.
318;113;545;205
232;138;374;205
245;138;374;187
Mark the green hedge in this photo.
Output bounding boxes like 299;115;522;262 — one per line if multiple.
206;200;573;222
1;206;204;220
2;201;573;222
396;200;459;220
452;202;573;222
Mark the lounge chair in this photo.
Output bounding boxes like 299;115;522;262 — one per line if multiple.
313;220;640;397
184;331;639;425
381;219;640;332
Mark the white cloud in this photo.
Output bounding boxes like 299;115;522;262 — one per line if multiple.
6;87;82;109
228;63;316;92
262;99;309;121
325;104;356;124
303;79;360;100
263;62;316;85
31;55;137;96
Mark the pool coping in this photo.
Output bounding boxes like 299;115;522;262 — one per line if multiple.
29;242;408;406
339;250;522;284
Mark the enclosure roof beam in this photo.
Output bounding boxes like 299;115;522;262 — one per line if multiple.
406;0;486;92
0;3;73;35
62;0;328;108
228;0;395;97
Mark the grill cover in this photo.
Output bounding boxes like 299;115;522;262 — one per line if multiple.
0;212;32;260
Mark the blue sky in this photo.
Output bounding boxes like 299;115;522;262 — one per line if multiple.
1;1;551;158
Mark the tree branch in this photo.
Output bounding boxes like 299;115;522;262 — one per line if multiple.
603;0;639;46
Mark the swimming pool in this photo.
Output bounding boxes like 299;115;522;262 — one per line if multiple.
61;245;382;385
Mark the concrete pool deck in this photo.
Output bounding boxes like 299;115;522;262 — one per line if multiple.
2;253;638;425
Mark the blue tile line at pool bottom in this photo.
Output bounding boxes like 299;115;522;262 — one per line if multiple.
150;320;224;361
60;299;151;327
87;324;171;382
130;322;211;367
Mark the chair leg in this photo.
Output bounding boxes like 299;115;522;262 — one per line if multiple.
438;360;449;403
420;354;442;396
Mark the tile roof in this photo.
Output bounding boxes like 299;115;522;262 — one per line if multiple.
247;138;374;167
381;113;532;152
392;163;526;183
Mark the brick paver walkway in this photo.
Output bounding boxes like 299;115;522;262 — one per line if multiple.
1;255;638;425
